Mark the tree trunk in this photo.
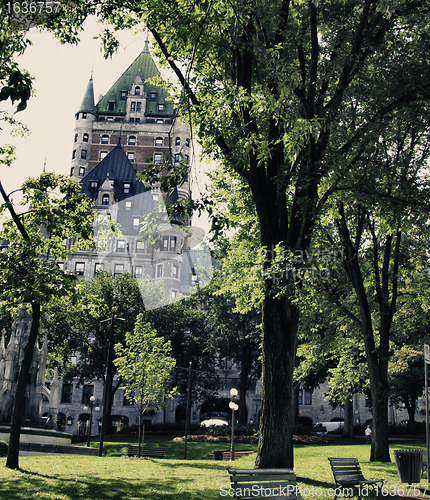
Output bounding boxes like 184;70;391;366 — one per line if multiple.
369;377;390;462
6;301;40;469
343;397;354;439
255;294;299;468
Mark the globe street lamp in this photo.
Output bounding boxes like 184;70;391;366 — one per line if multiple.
83;396;100;447
229;388;239;461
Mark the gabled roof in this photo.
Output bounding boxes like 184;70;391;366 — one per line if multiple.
96;41;174;117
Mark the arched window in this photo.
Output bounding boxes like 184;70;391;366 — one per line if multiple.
128;136;136;146
155;137;163;146
83;133;89;143
101;135;109;145
102;194;109;206
134;86;141;95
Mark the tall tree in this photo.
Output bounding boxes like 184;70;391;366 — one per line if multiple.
46;0;430;466
0;173;94;469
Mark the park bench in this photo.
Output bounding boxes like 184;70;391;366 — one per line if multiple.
127;445;166;458
228;468;303;499
328;457;384;500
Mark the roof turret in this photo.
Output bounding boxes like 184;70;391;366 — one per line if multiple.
77;75;97;116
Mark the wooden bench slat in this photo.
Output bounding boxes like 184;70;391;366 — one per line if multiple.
228;468;303;499
127;445;166;458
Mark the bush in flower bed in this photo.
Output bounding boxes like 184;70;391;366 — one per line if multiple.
173;434;333;445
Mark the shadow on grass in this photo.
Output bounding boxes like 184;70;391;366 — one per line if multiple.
0;468;220;500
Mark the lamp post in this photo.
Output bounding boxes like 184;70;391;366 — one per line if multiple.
83;395;100;447
229;388;239;461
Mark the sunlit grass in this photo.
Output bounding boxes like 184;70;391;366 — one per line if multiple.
0;436;427;499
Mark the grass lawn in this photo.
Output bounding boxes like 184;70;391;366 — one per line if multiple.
0;436;428;499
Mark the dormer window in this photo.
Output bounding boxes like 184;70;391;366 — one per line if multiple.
83;133;89;143
120;91;127;100
102;194;109;205
157;104;165;112
123;182;131;194
149;92;157;101
108;101;115;111
128;136;136;146
109;178;115;187
133;218;140;229
90;181;98;192
155;137;163;147
135;86;141;95
125;200;132;211
101;135;109;144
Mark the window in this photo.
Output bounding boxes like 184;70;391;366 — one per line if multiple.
83;133;89;143
172;265;179;279
108;101;115;111
191;273;198;286
156;264;163;278
298;389;312;405
99;151;107;160
57;262;64;271
61;383;73;403
133;218;140;229
170;237;177;252
128;136;136;146
75;262;85;276
136;102;141;112
125;200;132;211
152;193;160;200
116;240;126;252
136;241;145;253
131;102;136;112
156;119;164;124
82;385;94;404
70;167;74;176
106;117;114;122
185;138;190;147
72;150;76;159
134;86;141;95
149;92;157;101
79;167;85;177
155;137;163;146
162;237;169;251
304;390;312;405
154;153;162;164
102;194;109;206
120;91;127;100
82;112;87;119
94;263;104;274
90;181;98;191
174;154;180;163
135;117;140;123
81;150;87;159
114;264;124;276
129;118;135;123
74;133;78;142
101;135;109;144
109;178;115;187
123;394;134;406
171;290;178;299
127;152;135;162
135;266;143;279
123;182;131;194
157;104;165;112
184;154;189;163
175;137;180;146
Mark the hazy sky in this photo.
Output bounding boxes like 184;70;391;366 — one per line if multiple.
1;18;210;232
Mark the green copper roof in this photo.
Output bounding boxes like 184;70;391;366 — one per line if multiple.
78;75;96;115
96;42;174;116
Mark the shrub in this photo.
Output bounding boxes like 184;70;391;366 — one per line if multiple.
0;441;8;457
